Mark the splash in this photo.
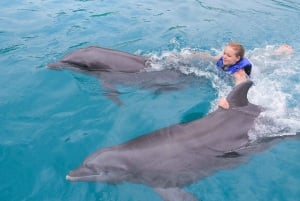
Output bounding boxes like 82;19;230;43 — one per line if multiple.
247;45;300;140
145;45;300;140
146;48;233;108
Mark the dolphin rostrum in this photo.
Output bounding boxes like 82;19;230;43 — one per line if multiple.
48;46;196;104
65;80;298;201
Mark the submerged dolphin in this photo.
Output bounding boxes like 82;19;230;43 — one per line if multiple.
48;46;195;104
65;80;297;201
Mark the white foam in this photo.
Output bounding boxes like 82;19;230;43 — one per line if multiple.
145;45;300;139
247;45;300;139
146;48;234;110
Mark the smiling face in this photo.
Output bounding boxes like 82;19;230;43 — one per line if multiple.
222;45;241;66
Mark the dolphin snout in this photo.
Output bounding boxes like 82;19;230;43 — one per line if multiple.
47;62;63;70
66;164;104;182
66;175;73;181
65;169;82;182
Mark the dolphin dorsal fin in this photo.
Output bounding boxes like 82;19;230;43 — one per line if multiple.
226;80;253;107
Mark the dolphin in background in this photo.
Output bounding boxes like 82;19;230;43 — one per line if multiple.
48;46;196;104
48;46;148;72
65;80;299;201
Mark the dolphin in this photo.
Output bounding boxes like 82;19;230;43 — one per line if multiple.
47;46;196;104
65;80;298;201
48;46;148;72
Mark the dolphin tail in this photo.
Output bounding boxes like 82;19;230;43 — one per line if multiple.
155;187;198;201
258;132;300;144
238;132;300;156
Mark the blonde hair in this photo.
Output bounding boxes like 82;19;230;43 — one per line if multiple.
227;42;245;58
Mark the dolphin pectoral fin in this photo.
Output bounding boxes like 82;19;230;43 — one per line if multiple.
103;89;122;105
154;187;198;201
99;79;123;105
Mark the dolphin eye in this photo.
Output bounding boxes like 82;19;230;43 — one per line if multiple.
217;151;241;158
103;169;109;175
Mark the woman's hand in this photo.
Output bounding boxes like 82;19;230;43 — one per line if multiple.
218;97;230;109
275;44;293;55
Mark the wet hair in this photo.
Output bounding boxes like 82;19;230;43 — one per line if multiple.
226;42;251;76
227;42;245;58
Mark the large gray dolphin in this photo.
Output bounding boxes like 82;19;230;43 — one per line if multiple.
65;80;298;201
48;46;196;104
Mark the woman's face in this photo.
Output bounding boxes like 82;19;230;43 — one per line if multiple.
222;46;240;66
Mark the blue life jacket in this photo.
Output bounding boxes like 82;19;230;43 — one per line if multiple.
216;57;252;76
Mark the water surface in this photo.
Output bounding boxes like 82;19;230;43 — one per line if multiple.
1;0;300;201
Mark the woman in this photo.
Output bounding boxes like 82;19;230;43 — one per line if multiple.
214;42;252;109
192;42;292;109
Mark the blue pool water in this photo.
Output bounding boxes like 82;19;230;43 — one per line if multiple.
1;0;300;201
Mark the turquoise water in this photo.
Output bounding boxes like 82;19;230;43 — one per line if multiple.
1;0;300;201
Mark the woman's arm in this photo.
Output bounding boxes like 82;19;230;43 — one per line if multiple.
190;52;220;61
233;69;248;85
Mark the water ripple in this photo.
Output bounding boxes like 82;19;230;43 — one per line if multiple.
90;12;117;17
0;44;23;54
